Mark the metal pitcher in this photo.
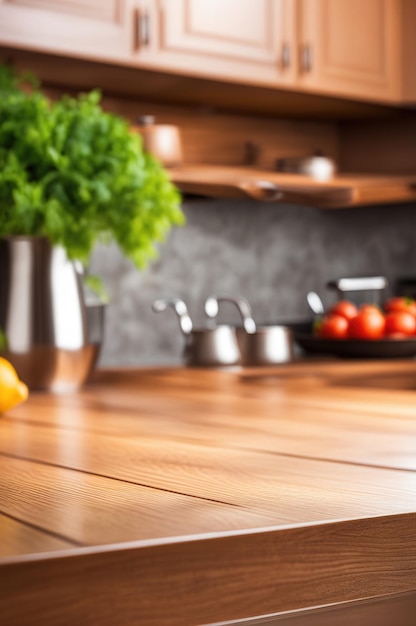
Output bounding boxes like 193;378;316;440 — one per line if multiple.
0;236;97;391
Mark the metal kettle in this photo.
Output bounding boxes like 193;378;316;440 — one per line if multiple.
152;298;241;367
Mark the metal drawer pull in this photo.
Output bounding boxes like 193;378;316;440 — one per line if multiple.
134;9;150;50
282;43;291;69
302;44;312;72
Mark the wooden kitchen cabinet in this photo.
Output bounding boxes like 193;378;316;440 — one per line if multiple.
298;0;401;103
0;0;404;105
0;0;297;88
135;0;401;102
136;0;297;87
0;0;132;63
400;0;416;102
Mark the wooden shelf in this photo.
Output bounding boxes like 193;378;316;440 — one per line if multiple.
169;165;416;209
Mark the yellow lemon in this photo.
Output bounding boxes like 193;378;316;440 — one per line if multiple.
0;357;29;414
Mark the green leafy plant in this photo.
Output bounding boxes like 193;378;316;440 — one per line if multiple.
0;64;184;270
0;326;7;351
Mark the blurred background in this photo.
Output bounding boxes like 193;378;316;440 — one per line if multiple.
1;0;416;365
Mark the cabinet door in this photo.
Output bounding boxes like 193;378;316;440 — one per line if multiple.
0;0;132;62
135;0;296;88
299;0;400;103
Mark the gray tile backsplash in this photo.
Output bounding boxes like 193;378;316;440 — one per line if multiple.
89;199;416;366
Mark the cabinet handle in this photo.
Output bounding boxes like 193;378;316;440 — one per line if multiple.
301;44;312;73
133;8;150;51
282;43;291;70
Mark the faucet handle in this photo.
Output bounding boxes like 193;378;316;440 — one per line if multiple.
204;294;256;334
152;298;193;335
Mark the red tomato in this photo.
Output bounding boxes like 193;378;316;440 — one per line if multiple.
329;300;358;321
348;307;386;340
385;311;416;336
384;297;416;318
317;314;349;339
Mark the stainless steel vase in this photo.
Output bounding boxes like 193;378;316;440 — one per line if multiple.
0;236;95;392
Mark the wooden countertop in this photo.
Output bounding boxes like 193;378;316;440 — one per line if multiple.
2;361;416;625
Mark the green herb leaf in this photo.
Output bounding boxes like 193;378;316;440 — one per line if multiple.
84;274;109;304
0;65;184;268
0;326;8;351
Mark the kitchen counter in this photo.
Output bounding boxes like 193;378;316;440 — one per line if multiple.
2;361;416;625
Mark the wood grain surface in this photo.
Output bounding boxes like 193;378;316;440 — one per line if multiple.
0;46;400;121
168;164;416;208
212;590;416;625
2;361;416;625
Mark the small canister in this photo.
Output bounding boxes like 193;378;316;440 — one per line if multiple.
134;115;182;167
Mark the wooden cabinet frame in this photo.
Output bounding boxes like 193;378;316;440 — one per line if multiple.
0;0;406;105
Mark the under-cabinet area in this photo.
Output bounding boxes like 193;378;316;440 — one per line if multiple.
0;0;413;104
3;0;416;209
2;44;416;210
